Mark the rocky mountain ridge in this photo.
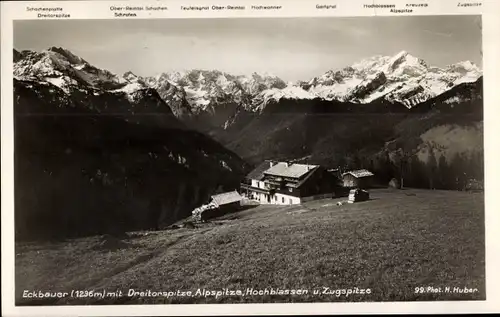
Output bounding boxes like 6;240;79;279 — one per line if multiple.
14;47;482;130
298;50;482;108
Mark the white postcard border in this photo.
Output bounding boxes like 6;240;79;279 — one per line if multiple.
2;0;500;316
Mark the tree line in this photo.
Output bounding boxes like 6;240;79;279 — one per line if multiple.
333;148;484;191
373;149;484;191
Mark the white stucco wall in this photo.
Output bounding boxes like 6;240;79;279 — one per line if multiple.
258;193;272;204
274;193;301;205
247;189;302;205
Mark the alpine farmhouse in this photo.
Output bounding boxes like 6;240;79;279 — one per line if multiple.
240;160;338;205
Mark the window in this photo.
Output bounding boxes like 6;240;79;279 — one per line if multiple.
282;197;284;203
289;198;292;204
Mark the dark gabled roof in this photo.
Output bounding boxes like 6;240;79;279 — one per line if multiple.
246;160;273;181
294;166;322;188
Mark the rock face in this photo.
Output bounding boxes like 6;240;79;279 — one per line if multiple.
142;70;287;132
347;71;388;102
141;73;193;119
143;70;287;113
13;49;248;241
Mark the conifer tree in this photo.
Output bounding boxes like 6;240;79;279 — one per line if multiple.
409;156;426;188
450;153;466;190
438;155;450;189
427;148;438;190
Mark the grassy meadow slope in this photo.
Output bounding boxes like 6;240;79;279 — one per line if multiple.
16;189;484;304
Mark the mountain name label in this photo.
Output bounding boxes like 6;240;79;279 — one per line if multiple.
109;6;168;17
26;6;71;18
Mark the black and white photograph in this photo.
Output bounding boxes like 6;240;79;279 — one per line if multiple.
12;15;485;305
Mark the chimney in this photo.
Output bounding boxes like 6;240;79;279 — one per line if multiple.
269;160;274;168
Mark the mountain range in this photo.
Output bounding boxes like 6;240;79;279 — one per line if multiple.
13;47;483;239
140;50;482;114
14;47;482;131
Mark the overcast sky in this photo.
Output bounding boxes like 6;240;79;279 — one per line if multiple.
14;16;482;81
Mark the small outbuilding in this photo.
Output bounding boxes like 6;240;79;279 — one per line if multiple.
348;188;370;203
210;190;242;211
342;169;375;189
193;190;243;222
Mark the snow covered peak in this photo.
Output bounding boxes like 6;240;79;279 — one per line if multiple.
123;71;141;83
446;60;481;74
301;50;482;107
385;52;428;78
389;50;412;65
347;51;428;77
444;61;482;87
14;47;127;93
250;85;316;112
142;69;287;113
266;85;315;100
395;50;408;57
236;72;287;96
454;60;476;69
13;47;153;103
46;46;88;66
197;72;206;84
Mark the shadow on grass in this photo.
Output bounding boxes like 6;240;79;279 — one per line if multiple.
91;234;135;252
209;204;260;221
